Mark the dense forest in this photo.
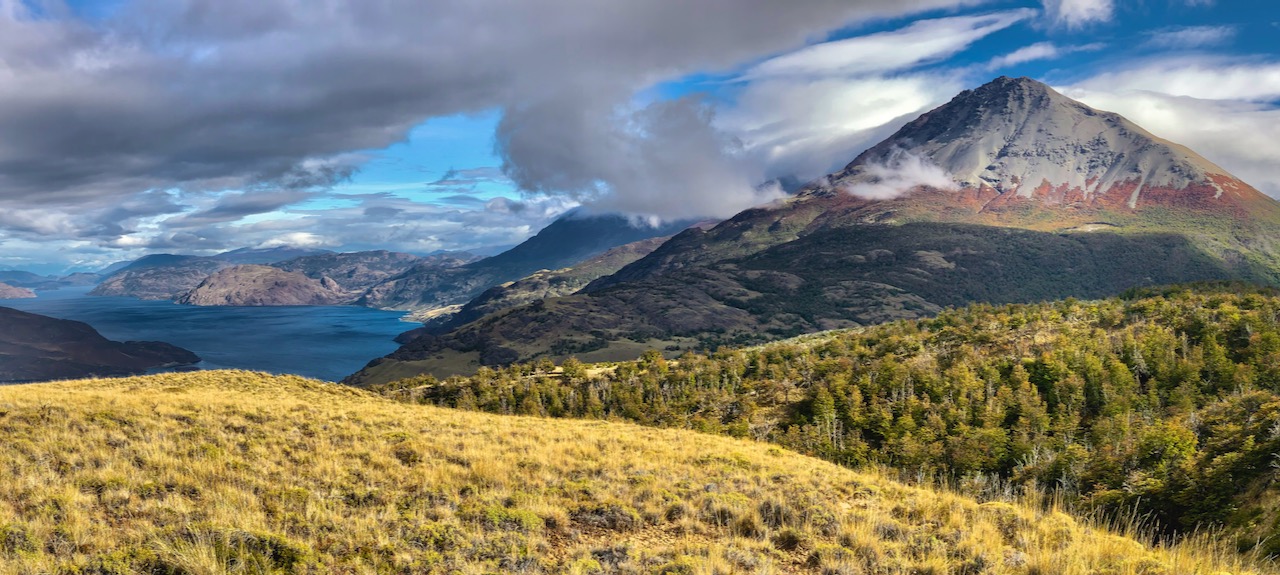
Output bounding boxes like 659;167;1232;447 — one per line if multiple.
373;283;1280;556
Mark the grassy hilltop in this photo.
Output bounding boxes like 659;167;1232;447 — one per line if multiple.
0;370;1263;574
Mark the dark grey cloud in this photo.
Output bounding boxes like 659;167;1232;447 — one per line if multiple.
0;0;988;263
0;0;980;203
497;95;783;219
166;189;315;227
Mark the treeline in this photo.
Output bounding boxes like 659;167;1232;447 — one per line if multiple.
373;282;1280;555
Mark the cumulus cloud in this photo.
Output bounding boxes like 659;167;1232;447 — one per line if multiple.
258;233;335;249
723;74;965;181
840;149;957;199
0;0;985;245
498;95;782;221
276;191;581;256
1042;0;1113;28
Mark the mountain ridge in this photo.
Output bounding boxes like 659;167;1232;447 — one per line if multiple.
350;76;1280;383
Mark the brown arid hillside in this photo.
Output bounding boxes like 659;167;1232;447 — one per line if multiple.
0;370;1265;574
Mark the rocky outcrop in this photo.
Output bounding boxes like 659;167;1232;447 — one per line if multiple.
176;265;350;306
0;306;199;382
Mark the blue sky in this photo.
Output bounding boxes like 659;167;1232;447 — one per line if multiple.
0;0;1277;273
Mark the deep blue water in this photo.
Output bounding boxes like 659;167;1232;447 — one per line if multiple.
0;287;412;382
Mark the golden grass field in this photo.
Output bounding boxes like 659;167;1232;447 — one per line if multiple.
0;370;1269;574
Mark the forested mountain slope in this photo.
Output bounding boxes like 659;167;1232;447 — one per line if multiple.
375;283;1280;557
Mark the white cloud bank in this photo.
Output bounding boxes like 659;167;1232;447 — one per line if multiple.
721;10;1035;182
1065;58;1280;197
841;149;957;200
1041;0;1113;28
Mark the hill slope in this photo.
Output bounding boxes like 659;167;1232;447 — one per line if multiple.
0;371;1261;574
408;235;675;337
91;255;240;300
91;248;344;301
371;284;1280;558
348;222;1243;383
0;306;198;382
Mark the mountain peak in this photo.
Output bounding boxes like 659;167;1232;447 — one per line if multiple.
971;75;1054;97
820;76;1265;213
958;76;1070;114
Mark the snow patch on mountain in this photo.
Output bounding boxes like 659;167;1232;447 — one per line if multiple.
824;77;1237;207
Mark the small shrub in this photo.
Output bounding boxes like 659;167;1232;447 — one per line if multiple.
772;528;807;552
570;501;641;531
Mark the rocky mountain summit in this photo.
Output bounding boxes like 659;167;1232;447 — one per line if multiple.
818;76;1269;217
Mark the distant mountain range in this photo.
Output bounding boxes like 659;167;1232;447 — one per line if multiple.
0;270;104;292
90;247;338;300
357;211;696;311
346;77;1280;384
89;212;693;311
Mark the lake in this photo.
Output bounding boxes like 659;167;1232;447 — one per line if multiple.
0;287;413;382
